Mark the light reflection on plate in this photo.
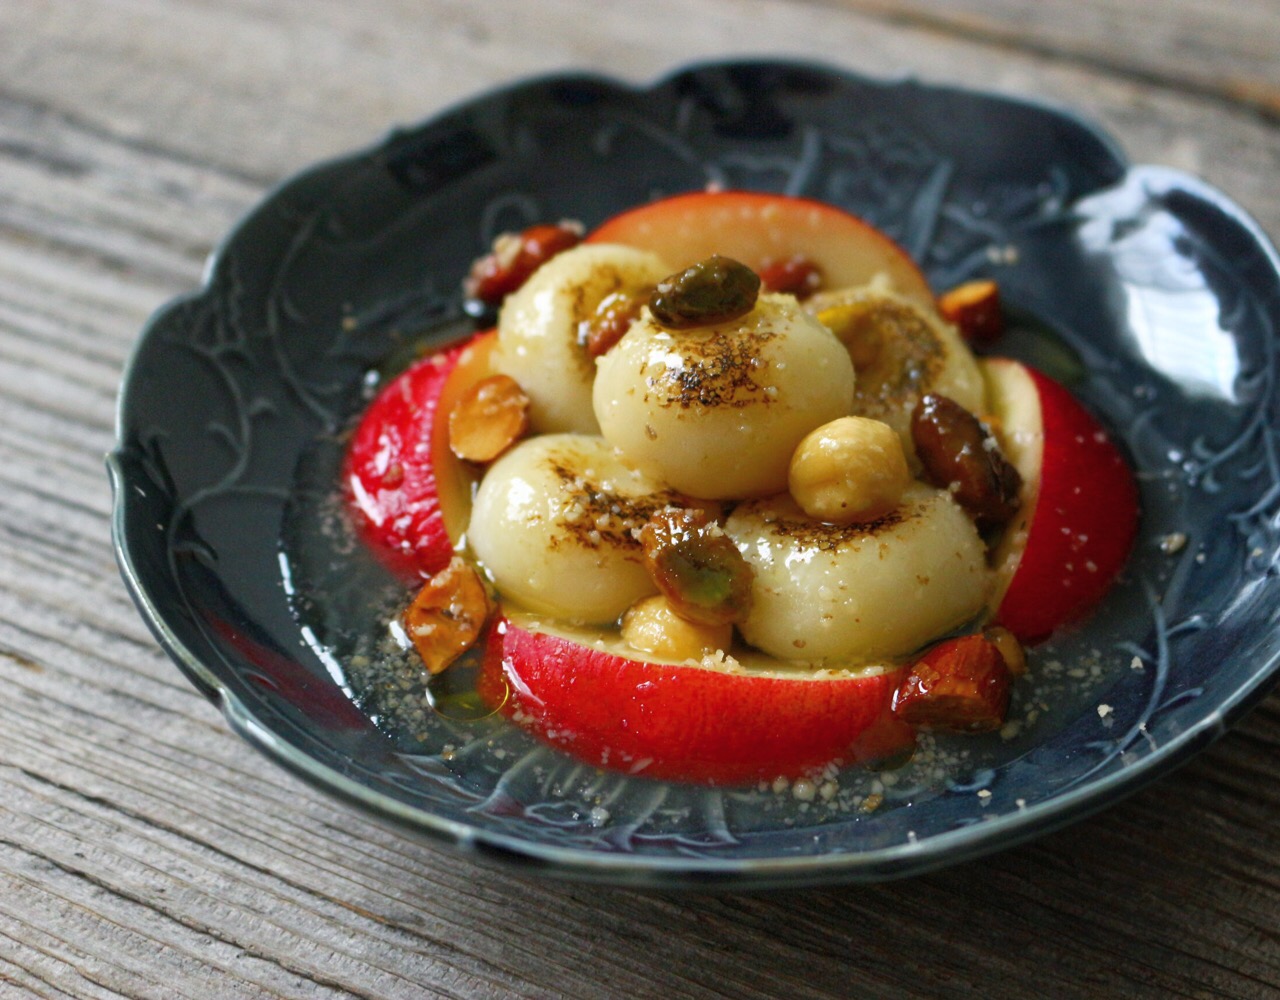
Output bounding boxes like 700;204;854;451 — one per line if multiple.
1078;174;1243;401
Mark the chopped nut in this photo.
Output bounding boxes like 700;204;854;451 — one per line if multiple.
938;279;1003;345
649;256;760;330
621;594;733;660
639;506;753;626
892;633;1012;733
911;393;1021;532
463;221;583;306
584;289;646;357
448;374;530;463
757;255;823;299
403;556;491;675
983;625;1027;677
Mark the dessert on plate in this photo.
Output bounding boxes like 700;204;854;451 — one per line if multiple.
344;191;1139;785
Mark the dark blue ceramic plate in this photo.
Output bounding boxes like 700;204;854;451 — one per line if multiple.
110;62;1280;888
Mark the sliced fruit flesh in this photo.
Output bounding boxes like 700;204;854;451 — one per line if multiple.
477;614;914;785
983;358;1138;642
432;331;500;540
983;358;1044;621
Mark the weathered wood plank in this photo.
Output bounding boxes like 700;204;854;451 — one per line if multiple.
837;0;1280;118
2;391;1277;1000
1;0;1277;239
4;687;1278;1000
3;617;1279;1000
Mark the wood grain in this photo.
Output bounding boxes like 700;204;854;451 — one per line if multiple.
836;0;1280;119
1;1;1278;997
2;0;1278;237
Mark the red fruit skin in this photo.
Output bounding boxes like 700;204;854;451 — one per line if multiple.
588;190;935;309
478;617;913;786
344;343;465;579
996;366;1139;643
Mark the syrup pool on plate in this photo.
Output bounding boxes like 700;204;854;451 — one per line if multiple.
279;312;1153;831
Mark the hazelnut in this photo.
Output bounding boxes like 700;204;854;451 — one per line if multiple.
788;416;911;524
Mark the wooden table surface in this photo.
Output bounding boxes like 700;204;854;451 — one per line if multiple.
3;2;1279;997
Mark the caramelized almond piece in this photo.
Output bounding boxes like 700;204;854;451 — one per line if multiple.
983;625;1026;677
584;289;646;357
938;279;1003;345
911;393;1021;532
892;634;1012;733
463;221;583;305
758;255;823;299
404;556;491;675
639;506;753;627
448;374;530;463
